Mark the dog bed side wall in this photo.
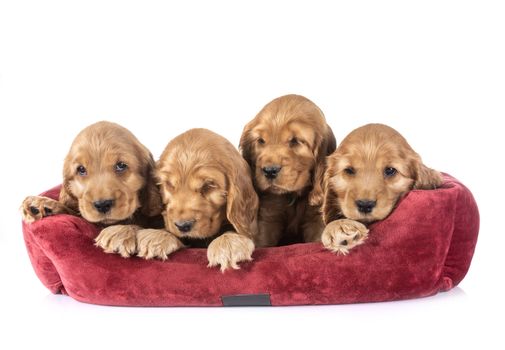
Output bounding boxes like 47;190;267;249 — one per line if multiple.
441;180;480;289
23;221;65;294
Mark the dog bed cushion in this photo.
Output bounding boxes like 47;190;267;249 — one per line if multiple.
22;174;479;306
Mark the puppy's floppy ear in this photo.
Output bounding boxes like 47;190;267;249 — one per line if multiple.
239;120;256;169
59;181;79;213
59;156;79;212
410;154;443;190
226;159;259;238
308;124;337;206
321;153;342;224
139;152;163;217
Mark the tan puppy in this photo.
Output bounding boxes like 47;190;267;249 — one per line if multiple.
136;128;259;272
321;123;443;254
21;121;163;257
239;94;336;246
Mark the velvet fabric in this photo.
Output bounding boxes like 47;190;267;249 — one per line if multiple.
22;174;479;306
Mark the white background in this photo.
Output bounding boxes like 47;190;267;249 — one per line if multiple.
1;1;504;349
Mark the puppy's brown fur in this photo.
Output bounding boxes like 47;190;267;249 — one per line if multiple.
137;128;259;271
240;94;336;246
21;121;162;257
321;123;443;254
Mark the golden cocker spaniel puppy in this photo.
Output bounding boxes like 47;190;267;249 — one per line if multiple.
136;128;259;272
321;123;443;254
21;121;163;257
239;94;336;246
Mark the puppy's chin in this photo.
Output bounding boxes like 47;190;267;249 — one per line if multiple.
340;205;394;224
96;218;122;225
255;175;310;195
172;230;215;240
80;211;135;224
261;183;311;197
80;212;131;225
261;183;290;195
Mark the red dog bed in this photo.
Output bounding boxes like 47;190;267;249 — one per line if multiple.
22;174;479;306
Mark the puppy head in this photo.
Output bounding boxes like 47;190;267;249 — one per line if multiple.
239;94;335;205
323;124;442;224
157;129;258;239
60;121;161;224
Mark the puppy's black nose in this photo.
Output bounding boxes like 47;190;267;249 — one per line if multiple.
262;165;281;179
174;220;195;233
93;199;114;214
356;199;376;214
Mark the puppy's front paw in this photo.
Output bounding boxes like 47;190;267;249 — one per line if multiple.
21;196;68;223
95;225;140;258
207;233;254;272
321;219;369;255
136;229;184;260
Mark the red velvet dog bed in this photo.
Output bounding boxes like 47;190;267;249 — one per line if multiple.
22;174;479;306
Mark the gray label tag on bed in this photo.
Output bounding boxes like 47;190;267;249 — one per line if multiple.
221;293;271;306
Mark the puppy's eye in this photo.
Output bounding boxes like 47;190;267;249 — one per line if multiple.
76;165;87;176
200;181;216;195
384;167;397;177
115;161;128;173
257;138;265;145
344;167;355;175
289;137;299;147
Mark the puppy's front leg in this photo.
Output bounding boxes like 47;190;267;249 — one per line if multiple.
254;220;284;247
302;204;326;242
95;225;141;258
254;199;286;247
21;196;76;223
321;219;369;255
136;229;184;260
207;233;254;272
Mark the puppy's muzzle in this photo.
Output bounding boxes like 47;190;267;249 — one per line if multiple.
93;199;114;214
174;219;196;234
262;165;282;179
355;199;376;214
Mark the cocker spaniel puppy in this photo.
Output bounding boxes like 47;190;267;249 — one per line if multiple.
21;121;162;257
239;94;336;246
136;128;259;272
321;123;443;254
